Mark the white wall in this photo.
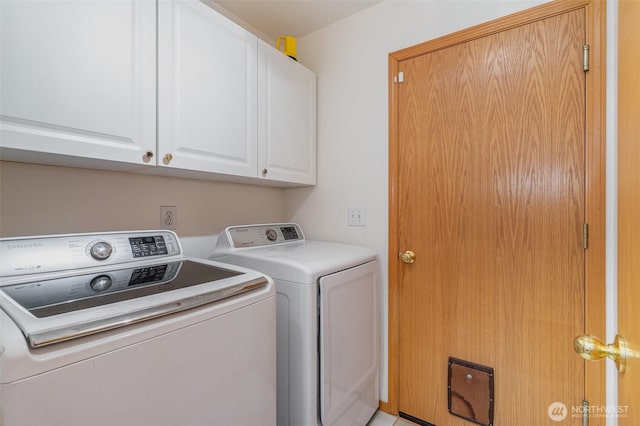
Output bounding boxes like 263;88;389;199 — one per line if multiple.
284;0;549;403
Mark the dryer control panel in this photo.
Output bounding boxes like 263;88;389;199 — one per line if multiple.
224;223;305;248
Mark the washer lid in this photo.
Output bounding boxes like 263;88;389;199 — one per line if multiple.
0;258;270;349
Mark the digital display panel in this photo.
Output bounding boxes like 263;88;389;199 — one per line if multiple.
129;236;168;258
280;226;299;240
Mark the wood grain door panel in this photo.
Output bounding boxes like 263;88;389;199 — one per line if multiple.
396;9;586;425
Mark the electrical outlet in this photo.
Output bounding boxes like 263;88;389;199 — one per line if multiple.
160;206;177;230
347;207;366;226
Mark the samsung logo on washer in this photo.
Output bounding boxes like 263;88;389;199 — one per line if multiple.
6;242;44;250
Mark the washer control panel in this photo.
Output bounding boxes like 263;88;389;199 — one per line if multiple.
225;223;305;248
0;231;181;277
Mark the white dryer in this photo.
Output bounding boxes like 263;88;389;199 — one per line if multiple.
212;223;379;426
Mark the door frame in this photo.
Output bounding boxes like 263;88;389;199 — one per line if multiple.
385;0;606;415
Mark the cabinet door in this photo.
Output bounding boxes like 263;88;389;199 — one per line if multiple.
258;41;316;185
158;0;258;177
0;0;156;168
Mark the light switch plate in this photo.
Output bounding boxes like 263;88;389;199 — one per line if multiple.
347;207;366;226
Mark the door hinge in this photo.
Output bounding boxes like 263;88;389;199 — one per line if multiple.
394;71;404;83
583;44;590;71
582;400;589;426
583;223;589;249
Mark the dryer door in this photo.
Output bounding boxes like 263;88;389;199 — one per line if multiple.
319;260;379;425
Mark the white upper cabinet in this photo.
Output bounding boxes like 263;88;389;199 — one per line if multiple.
0;0;316;186
0;0;156;168
258;41;317;185
158;0;258;177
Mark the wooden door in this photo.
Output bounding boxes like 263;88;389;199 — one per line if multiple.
395;8;586;426
618;0;640;422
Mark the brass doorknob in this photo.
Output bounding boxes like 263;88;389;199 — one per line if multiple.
400;250;415;264
163;153;173;165
574;334;627;373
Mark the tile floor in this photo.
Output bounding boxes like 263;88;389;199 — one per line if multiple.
368;410;415;426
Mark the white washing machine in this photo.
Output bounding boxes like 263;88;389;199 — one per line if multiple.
0;230;276;426
211;223;379;426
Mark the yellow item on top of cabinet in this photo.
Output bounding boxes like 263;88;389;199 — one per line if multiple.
276;35;297;61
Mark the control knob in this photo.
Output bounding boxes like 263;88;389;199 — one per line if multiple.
265;229;277;242
90;241;113;260
90;275;113;292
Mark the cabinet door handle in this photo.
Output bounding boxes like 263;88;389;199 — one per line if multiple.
142;151;154;163
261;168;268;177
163;153;173;165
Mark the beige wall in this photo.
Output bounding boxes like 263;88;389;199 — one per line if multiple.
0;161;286;238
